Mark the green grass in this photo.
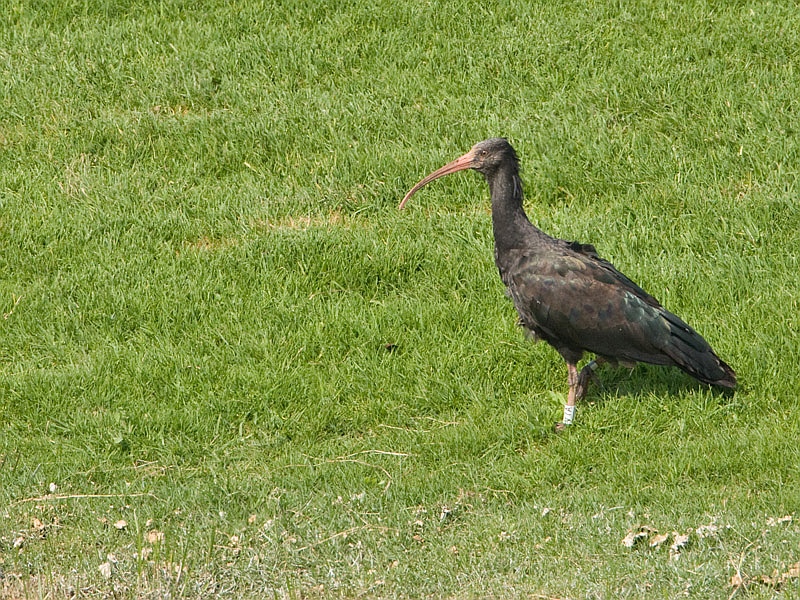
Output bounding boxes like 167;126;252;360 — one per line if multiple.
2;0;800;597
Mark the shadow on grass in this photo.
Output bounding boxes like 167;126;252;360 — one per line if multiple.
585;363;737;403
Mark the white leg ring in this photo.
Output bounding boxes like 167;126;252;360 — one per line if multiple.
562;404;575;426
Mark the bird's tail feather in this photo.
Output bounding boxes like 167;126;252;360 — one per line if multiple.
661;310;737;389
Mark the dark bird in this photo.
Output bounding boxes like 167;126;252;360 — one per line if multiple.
399;138;736;429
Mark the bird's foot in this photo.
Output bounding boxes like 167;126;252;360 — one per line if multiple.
554;421;569;433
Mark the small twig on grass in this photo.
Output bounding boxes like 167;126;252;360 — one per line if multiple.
290;451;409;493
317;457;394;494
484;487;517;499
412;416;459;426
296;524;399;552
243;161;260;174
9;492;161;508
3;294;22;319
728;540;759;600
379;418;458;434
343;450;410;458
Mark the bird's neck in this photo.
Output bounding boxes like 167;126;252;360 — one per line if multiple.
488;165;541;251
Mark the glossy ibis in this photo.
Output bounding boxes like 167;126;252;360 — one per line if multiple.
399;138;736;429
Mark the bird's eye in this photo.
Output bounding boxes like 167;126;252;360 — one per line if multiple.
480;150;488;157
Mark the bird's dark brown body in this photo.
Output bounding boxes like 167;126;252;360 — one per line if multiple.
400;138;736;426
499;237;733;385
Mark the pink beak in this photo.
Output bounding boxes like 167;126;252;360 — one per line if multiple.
398;148;477;210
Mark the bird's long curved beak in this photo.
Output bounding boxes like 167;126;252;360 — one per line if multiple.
398;149;477;210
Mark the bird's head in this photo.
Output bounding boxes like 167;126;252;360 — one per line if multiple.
399;138;518;209
469;138;519;175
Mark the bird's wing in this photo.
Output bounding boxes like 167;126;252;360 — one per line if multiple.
502;246;693;367
557;239;661;308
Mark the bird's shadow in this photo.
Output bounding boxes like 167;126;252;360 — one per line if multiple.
525;364;738;442
584;363;736;404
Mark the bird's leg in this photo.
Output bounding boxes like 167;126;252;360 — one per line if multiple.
575;358;604;401
556;359;606;431
555;363;580;431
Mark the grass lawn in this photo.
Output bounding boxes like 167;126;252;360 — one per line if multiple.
2;0;800;597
